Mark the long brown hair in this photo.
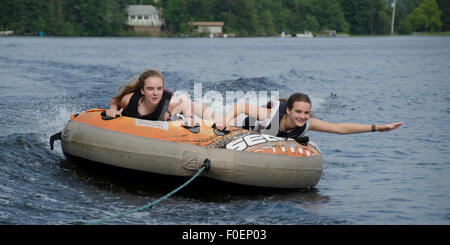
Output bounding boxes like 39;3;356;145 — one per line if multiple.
286;93;311;110
112;69;164;104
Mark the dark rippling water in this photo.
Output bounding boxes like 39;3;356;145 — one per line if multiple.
0;36;449;225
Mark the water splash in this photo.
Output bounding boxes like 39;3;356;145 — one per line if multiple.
22;95;89;153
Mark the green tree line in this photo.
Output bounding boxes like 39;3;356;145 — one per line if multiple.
0;0;448;36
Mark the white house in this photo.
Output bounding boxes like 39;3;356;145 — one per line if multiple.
190;22;224;36
126;5;163;36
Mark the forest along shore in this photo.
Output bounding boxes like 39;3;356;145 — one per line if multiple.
0;0;448;37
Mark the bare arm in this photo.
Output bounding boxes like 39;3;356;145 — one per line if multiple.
168;95;215;120
105;93;131;117
309;118;403;134
224;102;271;126
168;95;192;118
167;93;230;122
192;101;215;120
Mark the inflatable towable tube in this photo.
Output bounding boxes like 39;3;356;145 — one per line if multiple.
52;109;323;189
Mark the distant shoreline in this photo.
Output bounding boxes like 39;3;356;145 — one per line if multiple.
2;31;450;38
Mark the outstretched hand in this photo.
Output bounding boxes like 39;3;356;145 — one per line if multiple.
182;117;196;127
214;124;228;131
376;122;403;132
212;115;228;131
105;108;122;118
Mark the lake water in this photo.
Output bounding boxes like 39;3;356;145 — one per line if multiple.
0;36;449;225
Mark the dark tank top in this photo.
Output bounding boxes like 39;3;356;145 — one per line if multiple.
242;101;308;138
122;89;173;121
274;101;308;138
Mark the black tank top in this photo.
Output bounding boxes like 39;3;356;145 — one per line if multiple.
275;101;307;138
122;89;173;120
242;101;308;138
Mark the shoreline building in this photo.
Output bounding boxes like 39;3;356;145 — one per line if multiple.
126;5;163;36
190;22;224;37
